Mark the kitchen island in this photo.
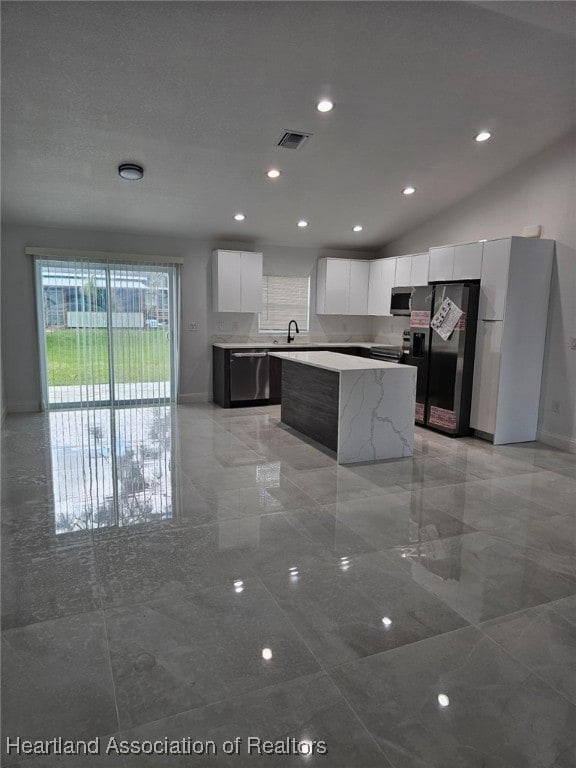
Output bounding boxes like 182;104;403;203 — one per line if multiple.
269;351;416;464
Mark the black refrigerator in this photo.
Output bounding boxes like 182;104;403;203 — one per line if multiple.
407;282;480;436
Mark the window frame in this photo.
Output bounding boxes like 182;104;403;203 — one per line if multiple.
258;274;311;335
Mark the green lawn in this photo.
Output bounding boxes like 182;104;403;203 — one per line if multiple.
45;329;170;386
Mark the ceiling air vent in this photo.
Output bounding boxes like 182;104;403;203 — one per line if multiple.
277;131;312;150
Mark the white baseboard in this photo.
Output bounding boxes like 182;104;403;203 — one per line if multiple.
7;401;42;414
537;428;576;453
178;392;211;404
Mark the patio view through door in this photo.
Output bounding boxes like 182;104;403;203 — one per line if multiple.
36;257;178;409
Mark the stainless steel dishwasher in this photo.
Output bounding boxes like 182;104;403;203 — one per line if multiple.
229;350;270;403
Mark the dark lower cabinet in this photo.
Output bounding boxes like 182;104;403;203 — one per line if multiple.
269;354;282;404
212;346;231;407
212;345;370;407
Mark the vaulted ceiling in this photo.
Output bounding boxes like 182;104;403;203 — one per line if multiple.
2;1;575;248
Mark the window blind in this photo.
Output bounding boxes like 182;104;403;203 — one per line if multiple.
259;276;310;333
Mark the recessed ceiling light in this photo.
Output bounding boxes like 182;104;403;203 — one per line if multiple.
438;693;450;707
381;616;392;627
475;131;492;142
317;99;334;113
266;169;281;179
353;225;363;232
297;220;308;228
479;239;487;243
402;186;416;195
234;213;246;221
261;647;273;661
118;163;144;181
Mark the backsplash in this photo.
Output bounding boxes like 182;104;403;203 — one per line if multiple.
211;310;375;345
372;316;408;345
211;315;407;346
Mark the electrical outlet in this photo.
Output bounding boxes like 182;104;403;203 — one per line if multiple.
188;321;198;332
570;337;576;351
552;400;561;414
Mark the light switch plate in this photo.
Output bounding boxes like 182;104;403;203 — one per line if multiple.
188;321;198;331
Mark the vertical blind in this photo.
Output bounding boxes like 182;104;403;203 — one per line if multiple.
259;275;310;333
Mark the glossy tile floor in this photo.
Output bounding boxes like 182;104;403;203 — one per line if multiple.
2;404;576;767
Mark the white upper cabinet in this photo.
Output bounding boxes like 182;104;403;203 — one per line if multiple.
429;242;483;282
394;256;412;286
409;253;429;286
212;250;263;312
452;242;483;280
428;246;455;282
478;239;510;320
316;258;370;315
368;258;396;315
240;251;264;312
349;260;370;315
322;258;350;314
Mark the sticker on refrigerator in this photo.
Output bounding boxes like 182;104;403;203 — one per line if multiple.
410;310;430;328
430;298;463;341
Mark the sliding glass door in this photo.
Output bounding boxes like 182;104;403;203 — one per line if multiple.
36;258;178;409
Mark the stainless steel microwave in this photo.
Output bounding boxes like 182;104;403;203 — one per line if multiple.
390;287;413;316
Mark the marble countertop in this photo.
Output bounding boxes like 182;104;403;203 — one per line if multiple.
269;350;414;373
212;341;376;349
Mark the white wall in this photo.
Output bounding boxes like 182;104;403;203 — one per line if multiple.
0;242;4;423
0;224;374;410
376;132;576;450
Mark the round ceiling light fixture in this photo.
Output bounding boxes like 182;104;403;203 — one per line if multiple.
266;168;282;179
297;220;308;228
475;131;492;142
234;213;246;221
118;163;144;181
353;225;363;232
317;99;334;113
402;186;416;196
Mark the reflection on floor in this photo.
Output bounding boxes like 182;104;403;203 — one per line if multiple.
49;407;173;533
2;404;576;767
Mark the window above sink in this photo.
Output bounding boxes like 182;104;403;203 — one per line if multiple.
259;275;310;334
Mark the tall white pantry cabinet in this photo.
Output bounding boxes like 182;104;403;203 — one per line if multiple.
470;236;554;444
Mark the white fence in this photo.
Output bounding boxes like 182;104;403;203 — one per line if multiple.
66;312;144;329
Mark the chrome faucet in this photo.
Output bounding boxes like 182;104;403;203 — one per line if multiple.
287;319;299;343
